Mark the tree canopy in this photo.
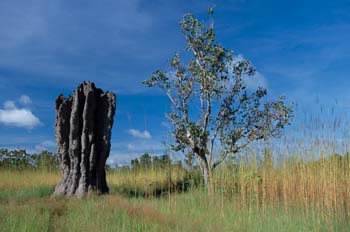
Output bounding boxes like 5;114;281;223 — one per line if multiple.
143;11;293;188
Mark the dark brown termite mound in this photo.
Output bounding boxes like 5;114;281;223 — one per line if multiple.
54;81;116;197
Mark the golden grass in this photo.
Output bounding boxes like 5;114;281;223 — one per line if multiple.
108;166;186;189
1;157;350;231
0;169;59;190
211;155;350;227
0;166;186;192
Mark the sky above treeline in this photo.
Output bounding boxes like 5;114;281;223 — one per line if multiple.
0;0;349;165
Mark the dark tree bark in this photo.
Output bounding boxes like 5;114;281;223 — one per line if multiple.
54;82;116;197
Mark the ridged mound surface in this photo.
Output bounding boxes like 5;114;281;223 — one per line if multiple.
54;81;116;197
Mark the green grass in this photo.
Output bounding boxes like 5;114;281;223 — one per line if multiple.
0;167;349;232
0;185;53;202
1;188;348;232
144;190;349;232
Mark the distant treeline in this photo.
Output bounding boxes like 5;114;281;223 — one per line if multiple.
0;149;58;171
0;149;183;171
2;147;348;172
112;153;184;171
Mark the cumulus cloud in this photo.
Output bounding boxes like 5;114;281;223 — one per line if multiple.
128;129;152;139
19;95;32;105
0;99;40;129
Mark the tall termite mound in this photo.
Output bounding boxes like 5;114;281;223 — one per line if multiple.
54;81;116;197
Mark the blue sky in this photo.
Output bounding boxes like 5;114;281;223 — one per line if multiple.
0;0;350;165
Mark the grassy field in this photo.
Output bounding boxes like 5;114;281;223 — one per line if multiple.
1;154;349;232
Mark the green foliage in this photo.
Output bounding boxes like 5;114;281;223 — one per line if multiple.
143;11;293;184
0;149;32;169
130;153;172;170
0;186;53;202
139;153;152;168
34;151;59;172
130;158;140;169
0;149;58;171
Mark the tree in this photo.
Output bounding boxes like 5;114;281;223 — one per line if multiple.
152;154;171;168
131;158;140;169
139;153;152;168
0;149;33;169
143;11;293;190
184;150;195;172
35;150;59;172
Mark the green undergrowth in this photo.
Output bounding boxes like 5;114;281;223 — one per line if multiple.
1;186;349;232
0;185;53;203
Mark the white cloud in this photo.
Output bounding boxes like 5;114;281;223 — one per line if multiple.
4;101;16;109
34;140;56;152
0;100;40;129
128;129;152;139
40;140;55;148
127;143;135;150
111;140;166;155
124;141;165;153
107;152;139;166
233;53;245;63
161;121;170;128
19;95;32;105
245;71;268;90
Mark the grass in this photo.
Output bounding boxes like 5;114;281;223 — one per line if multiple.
0;155;349;232
0;169;59;190
108;166;189;197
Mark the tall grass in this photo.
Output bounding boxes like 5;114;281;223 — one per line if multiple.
108;166;188;197
0;169;59;190
211;155;350;229
1;154;349;231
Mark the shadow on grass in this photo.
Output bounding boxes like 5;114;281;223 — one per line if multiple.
110;174;202;198
0;181;196;202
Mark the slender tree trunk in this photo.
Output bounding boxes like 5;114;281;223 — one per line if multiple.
198;155;211;192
